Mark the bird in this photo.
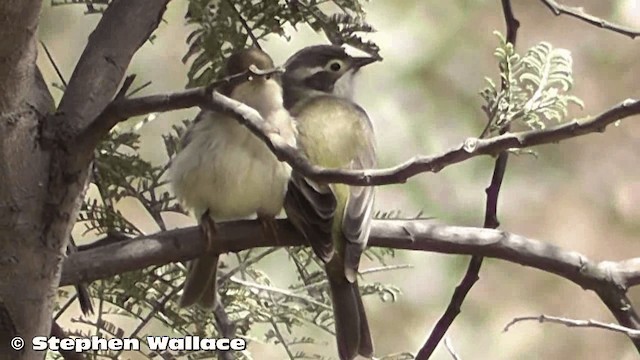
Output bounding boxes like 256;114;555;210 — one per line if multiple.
169;48;297;309
68;238;93;315
282;45;380;360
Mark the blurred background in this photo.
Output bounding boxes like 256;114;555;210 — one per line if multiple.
39;0;640;359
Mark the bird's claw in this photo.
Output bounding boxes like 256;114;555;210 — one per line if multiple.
200;212;218;253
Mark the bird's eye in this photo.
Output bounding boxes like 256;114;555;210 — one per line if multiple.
327;60;344;72
265;74;271;80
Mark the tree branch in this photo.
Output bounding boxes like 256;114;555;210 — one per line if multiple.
539;0;640;39
224;0;262;49
51;321;87;360
83;81;640;186
59;219;640;296
504;314;640;338
443;337;461;360
0;0;41;111
60;218;640;354
53;0;170;153
595;287;640;350
416;2;520;357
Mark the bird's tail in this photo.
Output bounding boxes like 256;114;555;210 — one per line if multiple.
75;283;94;315
179;255;219;308
327;270;374;360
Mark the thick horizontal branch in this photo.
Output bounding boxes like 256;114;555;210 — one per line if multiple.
60;219;640;294
90;80;640;186
540;0;640;39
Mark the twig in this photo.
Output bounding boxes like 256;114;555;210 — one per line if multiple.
503;314;640;338
127;80;152;97
539;0;640;39
218;247;280;283
51;321;87;360
295;264;413;293
267;287;297;360
213;298;236;360
230;277;332;311
415;256;482;359
39;40;68;88
113;285;182;358
444;337;461;360
54;295;77;321
224;0;262;49
359;264;413;275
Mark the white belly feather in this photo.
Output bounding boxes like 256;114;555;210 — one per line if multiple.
169;111;293;220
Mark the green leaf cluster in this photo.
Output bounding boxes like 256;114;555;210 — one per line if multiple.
480;31;584;134
184;0;380;87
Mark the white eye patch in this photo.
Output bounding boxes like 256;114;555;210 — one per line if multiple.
290;66;324;80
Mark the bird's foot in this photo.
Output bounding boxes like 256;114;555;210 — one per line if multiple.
200;211;217;253
258;215;279;245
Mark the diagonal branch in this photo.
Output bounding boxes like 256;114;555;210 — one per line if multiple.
79;66;281;153
81;82;640;187
595;287;640;350
224;0;262;49
51;321;87;360
53;0;170;154
416;2;519;357
539;0;640;39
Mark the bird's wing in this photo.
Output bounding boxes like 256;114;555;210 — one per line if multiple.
284;172;337;263
179;110;210;149
341;106;377;283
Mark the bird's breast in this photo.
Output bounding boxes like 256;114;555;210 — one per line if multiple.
292;96;369;168
169;114;292;220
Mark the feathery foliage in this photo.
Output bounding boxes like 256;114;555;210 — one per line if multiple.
183;0;380;87
480;31;583;135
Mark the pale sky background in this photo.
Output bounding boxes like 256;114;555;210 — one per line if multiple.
39;1;640;359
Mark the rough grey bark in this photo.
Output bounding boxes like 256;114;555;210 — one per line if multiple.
0;1;170;358
0;1;54;358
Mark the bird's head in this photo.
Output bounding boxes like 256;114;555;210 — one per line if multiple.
221;48;284;115
282;45;380;107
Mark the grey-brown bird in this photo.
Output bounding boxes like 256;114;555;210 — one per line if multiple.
282;45;379;360
169;48;297;308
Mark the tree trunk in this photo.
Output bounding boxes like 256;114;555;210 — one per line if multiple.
0;0;170;358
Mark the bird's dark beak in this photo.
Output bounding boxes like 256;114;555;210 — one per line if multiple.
351;56;380;69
